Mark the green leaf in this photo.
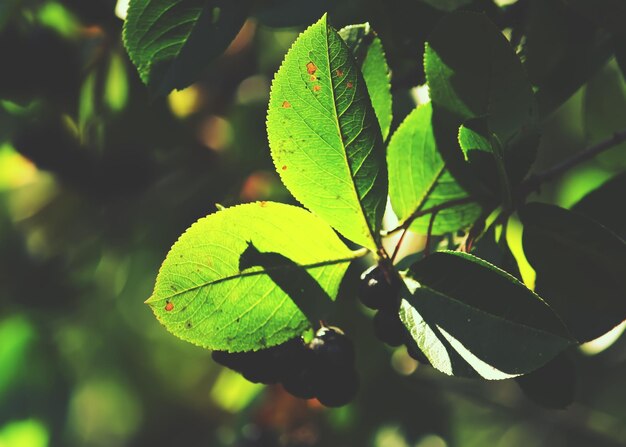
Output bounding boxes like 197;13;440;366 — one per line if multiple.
425;12;534;144
266;15;388;251
146;202;356;352
424;12;536;197
339;23;393;140
458;118;511;205
400;251;573;379
387;103;480;234
572;172;626;239
520;202;626;343
123;0;249;95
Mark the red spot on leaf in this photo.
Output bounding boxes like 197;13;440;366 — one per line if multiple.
165;302;174;311
282;165;287;171
282;101;291;108
346;81;353;89
313;85;321;92
310;75;317;81
306;62;317;75
336;69;344;77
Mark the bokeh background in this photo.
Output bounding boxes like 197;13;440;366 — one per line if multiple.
1;0;626;446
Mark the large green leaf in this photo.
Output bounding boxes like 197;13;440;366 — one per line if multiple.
266;15;387;251
572;172;626;239
520;203;626;343
387;103;480;234
400;251;573;379
425;12;534;144
146;202;357;352
338;23;393;140
123;0;249;95
424;12;536;197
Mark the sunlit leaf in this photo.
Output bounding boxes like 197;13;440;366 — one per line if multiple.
123;0;250;95
267;15;387;251
400;251;573;379
339;23;392;140
521;203;626;343
387;103;480;234
146;202;357;352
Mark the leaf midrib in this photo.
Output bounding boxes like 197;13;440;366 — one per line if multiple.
324;22;378;249
147;253;358;304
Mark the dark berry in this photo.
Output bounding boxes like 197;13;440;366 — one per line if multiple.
282;367;317;400
358;265;399;311
373;309;406;347
309;326;355;366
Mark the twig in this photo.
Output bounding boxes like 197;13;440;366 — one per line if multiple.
423;209;439;257
519;128;626;198
384;196;475;236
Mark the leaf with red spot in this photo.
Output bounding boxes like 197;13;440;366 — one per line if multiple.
267;15;388;251
146;202;357;352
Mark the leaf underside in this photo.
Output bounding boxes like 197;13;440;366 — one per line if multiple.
400;251;573;379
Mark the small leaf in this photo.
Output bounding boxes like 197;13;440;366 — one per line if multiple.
123;0;250;95
572;172;626;239
147;202;356;352
267;15;388;251
339;23;393;140
520;203;626;343
400;251;573;379
458;118;511;207
387;103;480;234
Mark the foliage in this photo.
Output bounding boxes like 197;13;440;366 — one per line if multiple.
4;0;626;444
124;3;626;407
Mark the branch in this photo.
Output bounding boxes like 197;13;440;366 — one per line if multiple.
384;196;476;236
519;128;626;197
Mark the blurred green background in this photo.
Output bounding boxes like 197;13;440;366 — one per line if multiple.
1;1;626;446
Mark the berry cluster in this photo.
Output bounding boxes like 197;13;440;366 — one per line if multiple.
212;326;358;407
358;265;430;364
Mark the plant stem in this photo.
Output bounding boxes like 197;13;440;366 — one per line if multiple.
385;196;475;236
519;128;626;197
